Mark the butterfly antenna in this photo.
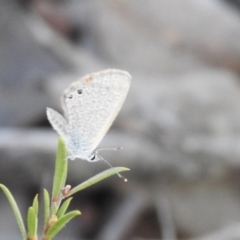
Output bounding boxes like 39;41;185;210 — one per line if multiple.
98;155;127;182
97;147;123;152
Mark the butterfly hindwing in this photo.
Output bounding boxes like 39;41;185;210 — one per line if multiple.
46;107;68;140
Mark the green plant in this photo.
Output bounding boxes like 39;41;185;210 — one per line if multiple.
0;138;129;240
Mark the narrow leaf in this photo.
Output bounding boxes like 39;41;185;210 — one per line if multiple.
68;167;130;196
52;137;68;202
45;211;81;238
0;184;27;240
57;197;73;219
27;207;37;239
32;194;39;218
43;189;50;226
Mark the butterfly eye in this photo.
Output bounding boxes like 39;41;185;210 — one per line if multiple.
77;89;83;95
90;154;96;161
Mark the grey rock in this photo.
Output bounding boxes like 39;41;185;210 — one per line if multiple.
0;1;64;126
67;0;240;74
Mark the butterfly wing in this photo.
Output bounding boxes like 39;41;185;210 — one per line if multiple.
46;107;68;140
61;69;131;157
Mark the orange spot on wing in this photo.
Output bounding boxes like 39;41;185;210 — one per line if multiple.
84;76;92;83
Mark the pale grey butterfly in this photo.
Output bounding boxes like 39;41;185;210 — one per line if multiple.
47;69;131;165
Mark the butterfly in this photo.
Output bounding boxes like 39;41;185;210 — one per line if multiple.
47;69;131;162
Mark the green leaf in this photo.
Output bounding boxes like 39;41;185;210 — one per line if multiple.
57;197;73;219
52;138;68;208
45;211;81;238
68;167;130;196
0;184;27;240
32;194;39;218
27;207;37;239
43;189;50;226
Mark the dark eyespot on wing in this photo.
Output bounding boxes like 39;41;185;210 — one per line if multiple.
77;89;83;94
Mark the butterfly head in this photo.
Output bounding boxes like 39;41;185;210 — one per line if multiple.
89;151;100;162
67;150;100;162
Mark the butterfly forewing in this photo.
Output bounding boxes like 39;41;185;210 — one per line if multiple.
61;69;131;159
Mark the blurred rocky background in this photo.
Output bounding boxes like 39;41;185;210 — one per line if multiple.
1;0;240;239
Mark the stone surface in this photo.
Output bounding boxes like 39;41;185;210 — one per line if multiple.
0;1;65;126
67;0;240;74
